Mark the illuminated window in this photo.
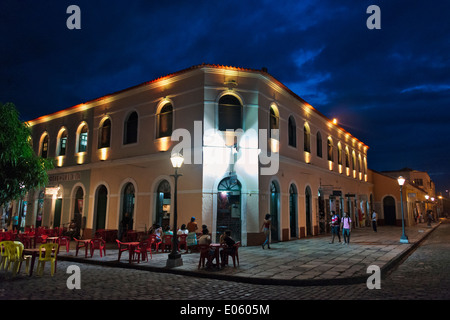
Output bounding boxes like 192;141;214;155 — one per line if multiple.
345;148;350;168
303;124;311;152
218;95;242;131
316;131;322;158
99;118;111;149
58;129;68;156
40;134;49;158
327;137;333;161
288;116;296;147
157;103;173;138
124;111;138;144
78;124;88;152
269;105;279;138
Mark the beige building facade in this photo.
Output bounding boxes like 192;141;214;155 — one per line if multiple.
371;169;436;226
20;64;372;246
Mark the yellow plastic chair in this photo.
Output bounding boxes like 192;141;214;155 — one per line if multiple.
37;243;59;276
0;241;12;270
4;241;31;276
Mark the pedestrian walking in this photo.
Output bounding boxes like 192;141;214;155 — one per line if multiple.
12;214;19;232
427;210;434;227
372;210;378;232
329;211;341;244
261;213;271;249
341;212;352;245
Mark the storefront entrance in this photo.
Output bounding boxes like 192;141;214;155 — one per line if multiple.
217;177;241;243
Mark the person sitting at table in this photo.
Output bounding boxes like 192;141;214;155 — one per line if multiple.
198;228;215;268
154;225;163;243
177;224;188;235
162;225;173;245
198;228;211;245
220;230;236;267
66;219;77;239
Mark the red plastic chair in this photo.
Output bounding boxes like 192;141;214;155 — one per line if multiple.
90;238;106;258
223;241;240;267
74;238;89;257
177;234;188;253
161;234;173;252
57;236;71;253
148;234;161;252
197;244;211;269
116;239;129;262
133;240;150;263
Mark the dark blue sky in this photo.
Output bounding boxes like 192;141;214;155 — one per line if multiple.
1;1;449;193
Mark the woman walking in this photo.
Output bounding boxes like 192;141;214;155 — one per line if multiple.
341;212;352;245
261;214;271;249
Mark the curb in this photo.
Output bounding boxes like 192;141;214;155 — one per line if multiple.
58;223;441;287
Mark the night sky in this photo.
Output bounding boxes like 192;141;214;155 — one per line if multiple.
1;1;449;193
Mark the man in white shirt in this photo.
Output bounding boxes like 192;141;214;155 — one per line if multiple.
372;211;377;232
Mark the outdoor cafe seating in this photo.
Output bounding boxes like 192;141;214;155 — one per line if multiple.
222;241;241;267
90;238;106;258
57;236;71;253
0;241;32;276
36;243;59;276
177;234;188;253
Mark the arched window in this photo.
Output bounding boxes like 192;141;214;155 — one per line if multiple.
77;124;88;153
98;118;111;149
327;137;333;161
288;116;296;147
218;95;242;131
269;105;279;138
57;129;68;156
316;131;322;157
352;150;356;171
124;111;138;144
157;103;173;138
338;143;343;165
303;124;311;152
345;148;350;168
40;134;49;158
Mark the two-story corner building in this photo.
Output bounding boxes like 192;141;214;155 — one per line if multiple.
23;64;373;246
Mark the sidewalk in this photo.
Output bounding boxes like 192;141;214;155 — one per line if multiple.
57;221;442;286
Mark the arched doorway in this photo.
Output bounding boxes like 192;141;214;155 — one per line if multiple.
72;186;83;238
289;184;298;238
305;186;312;236
383;196;396;225
155;180;171;229
217;177;241;243
95;185;108;230
270;181;279;241
121;183;135;227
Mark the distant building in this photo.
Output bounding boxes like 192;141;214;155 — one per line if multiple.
20;64;372;245
371;168;436;226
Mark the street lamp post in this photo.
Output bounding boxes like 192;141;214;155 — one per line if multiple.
397;176;409;244
166;152;184;268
